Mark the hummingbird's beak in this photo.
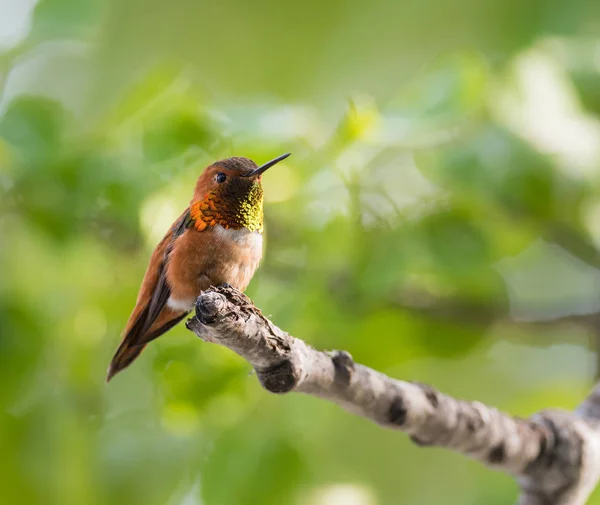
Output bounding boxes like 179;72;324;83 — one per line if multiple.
242;152;291;177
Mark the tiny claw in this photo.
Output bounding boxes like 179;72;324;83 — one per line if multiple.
218;283;233;290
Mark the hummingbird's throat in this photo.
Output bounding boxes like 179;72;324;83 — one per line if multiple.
190;184;264;232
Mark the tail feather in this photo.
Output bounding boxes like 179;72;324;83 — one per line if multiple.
106;341;146;382
106;311;188;382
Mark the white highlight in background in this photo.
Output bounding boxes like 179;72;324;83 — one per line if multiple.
0;0;38;51
308;484;377;505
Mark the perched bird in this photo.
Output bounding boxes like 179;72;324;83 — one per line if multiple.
106;153;290;382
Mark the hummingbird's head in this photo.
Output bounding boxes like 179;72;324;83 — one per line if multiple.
190;153;290;232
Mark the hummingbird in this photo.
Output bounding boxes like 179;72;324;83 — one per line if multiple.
106;153;291;382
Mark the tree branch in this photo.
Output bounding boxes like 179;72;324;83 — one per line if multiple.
185;286;600;505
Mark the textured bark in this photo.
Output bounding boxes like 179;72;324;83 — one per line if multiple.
185;286;600;505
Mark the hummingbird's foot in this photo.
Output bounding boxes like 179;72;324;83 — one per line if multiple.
218;282;233;290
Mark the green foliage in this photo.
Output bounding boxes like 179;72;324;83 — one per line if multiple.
1;0;600;504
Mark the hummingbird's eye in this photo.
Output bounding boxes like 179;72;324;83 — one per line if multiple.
216;172;227;184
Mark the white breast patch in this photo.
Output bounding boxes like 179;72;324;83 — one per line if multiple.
167;297;196;312
212;224;263;251
212;224;263;289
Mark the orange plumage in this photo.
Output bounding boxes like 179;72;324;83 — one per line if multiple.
106;153;290;382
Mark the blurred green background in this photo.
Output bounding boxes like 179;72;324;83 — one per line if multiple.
2;0;600;504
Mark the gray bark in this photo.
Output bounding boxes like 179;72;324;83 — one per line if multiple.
185;286;600;505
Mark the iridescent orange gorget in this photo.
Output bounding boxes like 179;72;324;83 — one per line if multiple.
190;181;264;232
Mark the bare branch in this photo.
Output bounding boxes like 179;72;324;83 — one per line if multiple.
185;286;600;505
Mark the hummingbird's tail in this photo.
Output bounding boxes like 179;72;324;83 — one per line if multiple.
106;310;189;382
106;341;146;382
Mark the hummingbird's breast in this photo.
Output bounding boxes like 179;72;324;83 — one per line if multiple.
165;224;263;311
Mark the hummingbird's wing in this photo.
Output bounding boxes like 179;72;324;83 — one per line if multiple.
106;209;193;382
